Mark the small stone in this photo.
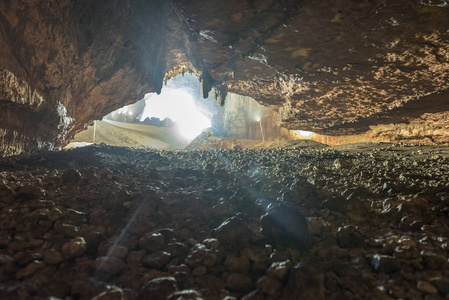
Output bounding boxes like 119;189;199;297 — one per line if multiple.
324;194;347;212
226;273;254;293
283;266;326;299
0;254;18;276
158;228;175;240
267;260;291;280
13;251;42;267
43;249;64;265
55;222;79;238
417;281;438;294
242;289;265;300
420;250;447;269
62;237;86;259
202;238;219;250
307;217;327;236
336;226;365;249
394;245;419;260
185;244;216;268
242;247;268;263
63;209;87;222
400;265;415;281
224;253;250;273
396;201;420;216
108;246;128;259
397;236;417;248
168;274;189;291
371;254;400;273
15;260;45;279
62;169;82;183
288;248;301;263
334;158;354;169
143;251;171;269
399;216;423;231
163;243;187;260
387;284;407;299
167;289;204;300
269;249;291;264
84;231;106;255
95;256;125;276
142;269;170;283
432;278;449;295
141;277;178;300
0;231;11;248
127;250;146;264
139;233;165;252
192;266;207;276
257;275;282;296
48;207;63;222
90;286;125;300
194;274;226;290
211;202;233;217
265;244;272;256
214;216;252;250
260;203;309;249
251;261;268;275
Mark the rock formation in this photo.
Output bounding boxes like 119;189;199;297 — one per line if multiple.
1;0;449;155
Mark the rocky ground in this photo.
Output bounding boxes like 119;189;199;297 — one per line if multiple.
0;143;449;300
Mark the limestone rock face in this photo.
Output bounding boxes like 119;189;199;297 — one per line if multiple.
0;0;182;156
1;0;449;155
173;0;449;134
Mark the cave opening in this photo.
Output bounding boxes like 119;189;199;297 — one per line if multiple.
295;130;315;139
67;73;298;150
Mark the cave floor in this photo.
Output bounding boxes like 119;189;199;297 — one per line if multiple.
0;143;449;300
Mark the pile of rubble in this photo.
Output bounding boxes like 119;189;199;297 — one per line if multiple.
0;143;448;299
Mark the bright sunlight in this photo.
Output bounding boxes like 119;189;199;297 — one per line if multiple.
140;88;211;141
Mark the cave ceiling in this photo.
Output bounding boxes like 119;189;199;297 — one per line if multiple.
174;0;449;133
1;0;449;155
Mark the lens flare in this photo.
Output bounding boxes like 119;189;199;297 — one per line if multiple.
140;88;211;141
295;130;315;138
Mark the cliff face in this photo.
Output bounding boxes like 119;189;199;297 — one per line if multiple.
1;0;449;156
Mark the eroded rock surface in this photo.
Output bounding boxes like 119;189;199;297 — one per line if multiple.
0;0;184;156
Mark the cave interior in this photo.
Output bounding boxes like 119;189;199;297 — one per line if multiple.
1;1;449;299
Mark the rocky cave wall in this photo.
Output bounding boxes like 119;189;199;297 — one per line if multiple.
173;0;449;133
0;0;188;156
1;0;449;156
307;111;449;146
212;93;285;141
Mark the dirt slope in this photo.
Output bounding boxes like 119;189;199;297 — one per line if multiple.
67;120;188;149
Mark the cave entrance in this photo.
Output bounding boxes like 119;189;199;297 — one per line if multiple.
295;130;315;138
101;73;215;148
66;73;303;150
67;73;217;149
